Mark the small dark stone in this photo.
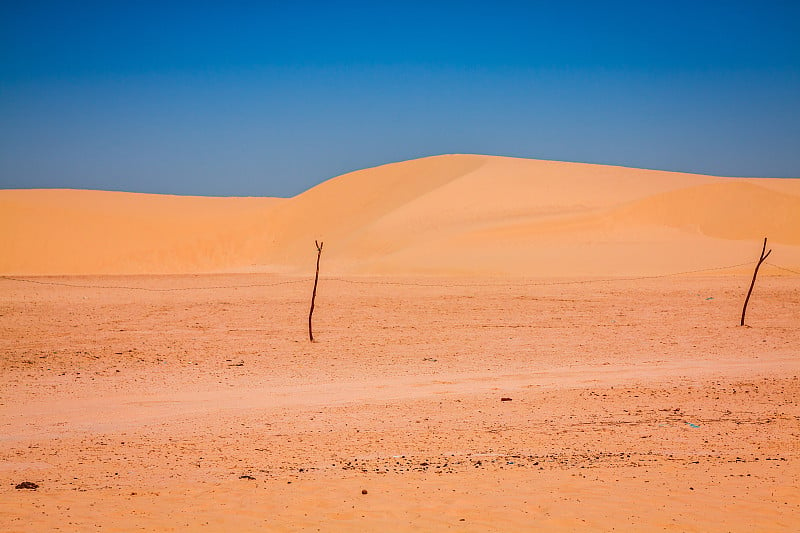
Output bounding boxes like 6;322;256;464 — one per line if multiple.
361;489;368;495
501;397;512;402
15;481;38;490
239;475;256;480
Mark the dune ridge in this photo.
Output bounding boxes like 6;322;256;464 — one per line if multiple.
2;155;799;276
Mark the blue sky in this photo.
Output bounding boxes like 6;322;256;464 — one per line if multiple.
1;1;798;196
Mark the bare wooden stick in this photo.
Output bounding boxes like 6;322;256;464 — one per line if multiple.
308;240;323;341
740;237;771;326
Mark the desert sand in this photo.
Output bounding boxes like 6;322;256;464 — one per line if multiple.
1;155;799;531
3;155;799;276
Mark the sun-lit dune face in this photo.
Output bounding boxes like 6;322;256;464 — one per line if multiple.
1;155;799;276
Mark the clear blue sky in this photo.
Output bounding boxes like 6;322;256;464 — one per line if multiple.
1;1;798;196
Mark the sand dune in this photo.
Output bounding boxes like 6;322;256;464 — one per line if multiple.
0;190;281;275
2;155;799;276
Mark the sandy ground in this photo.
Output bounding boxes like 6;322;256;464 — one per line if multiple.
1;271;799;531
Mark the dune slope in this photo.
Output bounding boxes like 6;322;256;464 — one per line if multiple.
2;155;799;276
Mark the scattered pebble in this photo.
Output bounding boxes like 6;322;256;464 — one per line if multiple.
15;481;39;490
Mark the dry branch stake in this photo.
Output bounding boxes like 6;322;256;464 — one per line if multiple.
740;237;772;326
308;240;324;341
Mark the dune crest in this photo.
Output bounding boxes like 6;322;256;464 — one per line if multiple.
2;155;799;276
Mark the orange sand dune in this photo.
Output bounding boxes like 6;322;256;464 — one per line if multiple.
2;155;799;276
0;190;281;275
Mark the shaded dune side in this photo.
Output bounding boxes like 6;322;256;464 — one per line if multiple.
254;155;487;268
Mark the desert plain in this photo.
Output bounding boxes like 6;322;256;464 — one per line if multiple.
1;155;799;531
